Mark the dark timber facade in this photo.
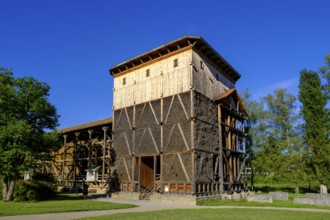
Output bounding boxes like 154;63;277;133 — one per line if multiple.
110;36;250;198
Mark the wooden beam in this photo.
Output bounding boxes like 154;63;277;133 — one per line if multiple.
218;104;224;192
177;123;190;151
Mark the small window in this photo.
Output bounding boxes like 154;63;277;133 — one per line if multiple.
122;78;126;85
200;60;204;70
173;59;178;68
146;69;150;77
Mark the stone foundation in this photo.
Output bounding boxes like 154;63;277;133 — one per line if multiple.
110;192;140;200
150;194;196;205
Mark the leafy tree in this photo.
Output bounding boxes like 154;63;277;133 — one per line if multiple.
242;89;306;190
320;55;330;101
298;69;330;190
241;89;265;188
0;68;60;201
319;55;330;141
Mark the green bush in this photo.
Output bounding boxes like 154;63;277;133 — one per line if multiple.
0;176;3;199
32;172;56;183
14;180;56;202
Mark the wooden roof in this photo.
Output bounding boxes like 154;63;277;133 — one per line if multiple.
58;117;112;134
109;36;241;82
215;89;248;116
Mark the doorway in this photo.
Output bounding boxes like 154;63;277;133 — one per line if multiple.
138;155;161;192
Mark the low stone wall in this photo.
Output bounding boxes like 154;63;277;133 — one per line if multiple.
294;197;330;206
269;192;288;200
247;195;273;203
150;194;196;205
220;191;254;201
110;192;140;200
306;193;330;199
294;193;330;206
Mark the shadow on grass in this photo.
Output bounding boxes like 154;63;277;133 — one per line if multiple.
48;193;84;201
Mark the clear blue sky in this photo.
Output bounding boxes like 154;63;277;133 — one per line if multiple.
1;0;329;129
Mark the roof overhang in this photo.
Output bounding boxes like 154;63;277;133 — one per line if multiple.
58;117;112;134
215;88;248;117
109;36;241;82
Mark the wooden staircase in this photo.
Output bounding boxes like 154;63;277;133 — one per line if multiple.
139;174;161;200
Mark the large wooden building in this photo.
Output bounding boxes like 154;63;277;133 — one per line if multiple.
43;36;251;200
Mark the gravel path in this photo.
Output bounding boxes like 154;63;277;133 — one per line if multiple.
1;198;330;220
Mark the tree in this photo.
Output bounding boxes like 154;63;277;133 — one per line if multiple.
319;55;330;140
0;68;60;201
319;55;330;101
242;89;306;190
298;69;330;191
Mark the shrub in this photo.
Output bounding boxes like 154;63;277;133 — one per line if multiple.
32;172;56;183
14;180;56;202
0;176;3;199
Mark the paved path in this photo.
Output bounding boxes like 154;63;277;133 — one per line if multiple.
1;198;330;220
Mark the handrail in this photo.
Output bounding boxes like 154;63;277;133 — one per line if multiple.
139;174;161;199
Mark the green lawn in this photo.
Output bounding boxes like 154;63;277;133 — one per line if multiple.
198;196;330;210
0;194;136;216
78;208;330;220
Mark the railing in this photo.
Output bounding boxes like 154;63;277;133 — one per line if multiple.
139;181;155;200
139;174;161;200
195;182;222;196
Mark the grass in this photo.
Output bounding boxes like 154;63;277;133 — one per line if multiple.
197;195;330;210
78;209;330;220
0;194;136;216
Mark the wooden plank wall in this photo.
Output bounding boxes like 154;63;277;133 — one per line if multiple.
113;50;192;109
191;50;233;101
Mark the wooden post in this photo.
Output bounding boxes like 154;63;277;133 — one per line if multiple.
218;104;224;192
191;152;195;194
153;156;156;192
63;135;67;178
131;157;135;192
74;132;79;185
160;97;163;152
88;130;93;166
102;127;107;183
138;156;141;192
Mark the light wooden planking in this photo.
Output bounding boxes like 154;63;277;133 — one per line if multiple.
113;50;192;109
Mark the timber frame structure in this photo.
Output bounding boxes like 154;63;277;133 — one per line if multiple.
41;118;113;193
109;36;251;197
43;36;251;198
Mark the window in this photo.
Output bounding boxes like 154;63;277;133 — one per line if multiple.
200;60;204;70
122;77;126;85
173;59;178;67
146;69;150;77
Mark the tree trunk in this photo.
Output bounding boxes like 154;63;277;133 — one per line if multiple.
6;176;16;201
2;176;8;200
295;186;299;194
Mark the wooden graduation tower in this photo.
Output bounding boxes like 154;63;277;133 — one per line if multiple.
109;36;250;198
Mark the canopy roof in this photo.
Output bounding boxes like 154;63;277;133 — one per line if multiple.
215;88;248;117
58;117;112;133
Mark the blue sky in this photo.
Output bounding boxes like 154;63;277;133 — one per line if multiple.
1;0;329;129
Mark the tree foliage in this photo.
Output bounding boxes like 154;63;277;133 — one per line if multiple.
0;68;61;201
298;69;330;185
242;89;306;188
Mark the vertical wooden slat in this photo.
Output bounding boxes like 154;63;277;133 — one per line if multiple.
218;104;224;192
102;127;107;183
62;135;67;177
138;156;141;192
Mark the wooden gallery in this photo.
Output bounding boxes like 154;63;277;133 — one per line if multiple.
42;36;251;203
